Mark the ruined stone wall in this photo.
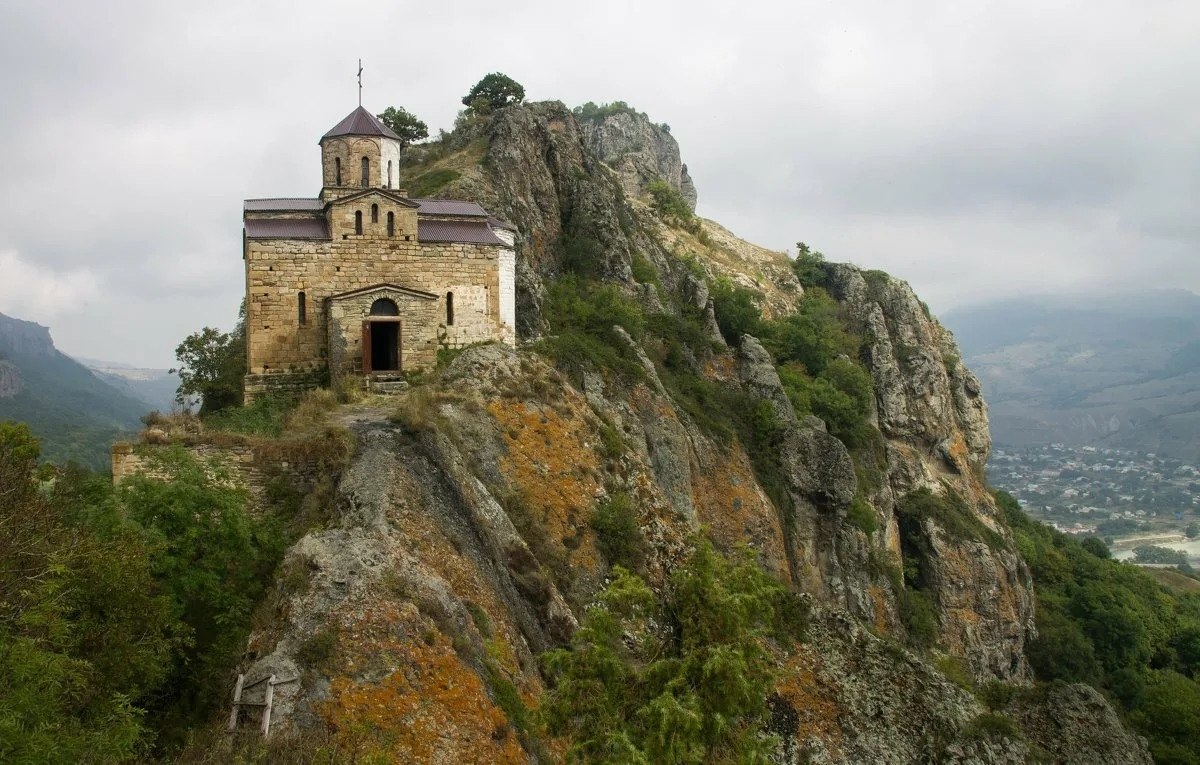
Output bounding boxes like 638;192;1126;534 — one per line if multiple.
111;439;324;509
245;219;506;382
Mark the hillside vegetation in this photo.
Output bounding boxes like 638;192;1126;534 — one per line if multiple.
997;489;1200;763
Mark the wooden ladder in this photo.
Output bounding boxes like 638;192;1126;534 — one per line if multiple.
228;674;297;737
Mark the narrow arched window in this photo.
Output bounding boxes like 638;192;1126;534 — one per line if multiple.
387;160;393;188
371;203;379;223
355;210;363;235
334;157;342;185
361;156;369;186
387;211;395;237
446;292;454;326
298;291;307;325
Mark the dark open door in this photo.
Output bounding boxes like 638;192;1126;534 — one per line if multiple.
361;321;372;373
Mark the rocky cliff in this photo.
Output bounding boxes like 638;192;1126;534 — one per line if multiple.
0;311;55;357
577;104;698;211
223;102;1148;763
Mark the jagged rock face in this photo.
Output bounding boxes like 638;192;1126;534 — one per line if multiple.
442;102;656;337
737;334;796;425
1010;683;1152;764
440;103;722;339
579;109;698;211
827;265;1035;680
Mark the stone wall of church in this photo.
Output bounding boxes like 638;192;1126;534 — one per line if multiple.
498;247;516;332
244;231;509;384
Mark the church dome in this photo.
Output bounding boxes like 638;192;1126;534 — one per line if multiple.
321;106;401;142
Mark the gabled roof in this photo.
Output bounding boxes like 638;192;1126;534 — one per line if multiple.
321;106;402;142
245;218;328;239
329;188;421;208
409;198;489;217
327;282;438;301
488;215;518;233
244;198;324;212
418;219;505;246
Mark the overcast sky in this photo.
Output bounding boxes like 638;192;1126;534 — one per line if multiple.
0;1;1197;367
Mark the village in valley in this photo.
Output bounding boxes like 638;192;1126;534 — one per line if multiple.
990;443;1200;563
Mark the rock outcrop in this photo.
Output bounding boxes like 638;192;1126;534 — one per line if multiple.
826;265;1036;680
0;312;55;357
578;106;698;211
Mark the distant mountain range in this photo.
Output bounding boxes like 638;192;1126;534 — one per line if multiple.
942;289;1200;462
0;312;177;469
75;356;181;413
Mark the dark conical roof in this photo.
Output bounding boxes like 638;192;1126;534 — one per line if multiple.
321;106;401;141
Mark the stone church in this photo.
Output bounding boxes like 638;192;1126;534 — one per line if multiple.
241;105;516;400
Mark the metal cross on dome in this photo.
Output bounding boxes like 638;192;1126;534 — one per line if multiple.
357;59;363;106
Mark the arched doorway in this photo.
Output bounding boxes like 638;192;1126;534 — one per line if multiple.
364;298;400;372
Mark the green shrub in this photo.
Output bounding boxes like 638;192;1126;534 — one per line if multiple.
978;681;1019;711
591;493;646;572
596;418;626;462
847;495;877;535
898;487;1005;550
900;589;939;648
630;252;660;286
573;101;645;123
1028;608;1105;683
203;393;295;437
539;541;807;763
647;179;693;223
296;626;339;669
963;712;1021;742
710;278;765;344
936;655;974;691
537;277;648;381
792;242;830;287
545;276;645;340
763;287;860;377
465;601;493;638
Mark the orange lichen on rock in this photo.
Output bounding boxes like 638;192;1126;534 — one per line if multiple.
487;398;602;570
869;585;890;635
383;473;519;652
775;651;845;756
321;602;526;764
705;352;737;381
690;446;790;581
932;537;1021;662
